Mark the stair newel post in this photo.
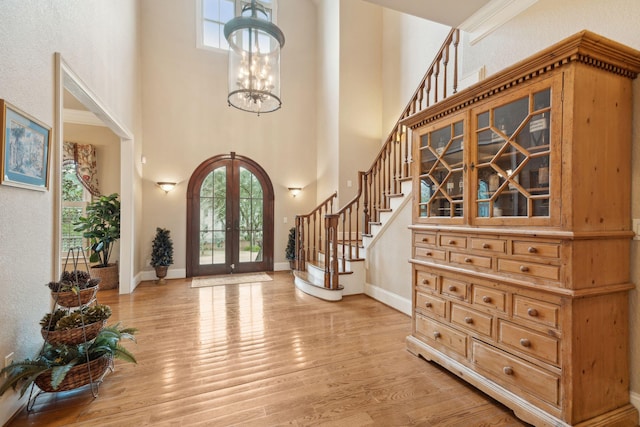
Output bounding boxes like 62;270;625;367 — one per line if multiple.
295;216;305;271
324;214;339;289
362;173;370;235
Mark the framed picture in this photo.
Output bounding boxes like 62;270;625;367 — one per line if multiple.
0;100;51;191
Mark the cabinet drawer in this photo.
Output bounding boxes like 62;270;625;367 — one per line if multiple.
451;304;493;337
513;295;559;329
499;321;559;365
440;234;467;249
512;241;560;259
414;247;446;261
441;277;468;300
414;232;437;246
472;341;559;405
472;285;506;312
416;292;446;318
416;270;438;291
497;258;559;280
416;314;467;357
470;237;506;254
450;252;492;269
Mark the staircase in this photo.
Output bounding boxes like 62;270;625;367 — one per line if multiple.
293;28;460;301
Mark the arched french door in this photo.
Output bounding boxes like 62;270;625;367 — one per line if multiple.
186;152;274;276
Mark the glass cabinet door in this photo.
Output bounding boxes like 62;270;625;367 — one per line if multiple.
418;118;465;219
474;88;551;219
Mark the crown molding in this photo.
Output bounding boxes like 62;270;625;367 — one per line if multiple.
459;0;538;45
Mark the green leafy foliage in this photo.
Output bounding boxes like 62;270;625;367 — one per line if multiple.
74;193;120;267
151;227;174;267
285;227;296;261
0;323;136;397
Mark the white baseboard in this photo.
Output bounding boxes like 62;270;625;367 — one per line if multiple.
364;282;411;315
139;268;186;282
630;390;640;413
274;262;290;271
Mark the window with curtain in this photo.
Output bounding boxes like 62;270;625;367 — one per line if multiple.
62;141;100;254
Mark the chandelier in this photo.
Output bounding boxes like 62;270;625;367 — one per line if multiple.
224;0;285;114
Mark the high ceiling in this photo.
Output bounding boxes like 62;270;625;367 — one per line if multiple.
363;0;492;27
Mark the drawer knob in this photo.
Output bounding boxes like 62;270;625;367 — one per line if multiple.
464;257;472;263
528;246;537;253
422;279;430;285
520;338;531;348
464;316;473;324
433;331;441;339
527;308;539;317
482;243;490;249
448;239;456;245
425;302;432;308
426;252;432;256
482;296;492;303
448;285;457;292
519;265;529;272
503;366;514;376
422;237;429;242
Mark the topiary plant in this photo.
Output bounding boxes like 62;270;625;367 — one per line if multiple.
151;227;174;267
285;227;296;269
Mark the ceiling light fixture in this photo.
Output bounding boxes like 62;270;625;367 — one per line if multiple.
224;0;285;115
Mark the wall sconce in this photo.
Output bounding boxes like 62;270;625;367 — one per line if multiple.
157;182;176;193
288;187;302;198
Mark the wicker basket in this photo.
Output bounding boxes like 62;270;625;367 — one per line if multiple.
41;319;107;346
35;355;111;392
51;285;99;308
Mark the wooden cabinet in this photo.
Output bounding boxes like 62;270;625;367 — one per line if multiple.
404;31;640;426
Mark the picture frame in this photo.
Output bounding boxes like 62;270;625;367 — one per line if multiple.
0;99;51;191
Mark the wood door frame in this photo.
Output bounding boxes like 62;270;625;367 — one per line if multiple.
186;152;274;277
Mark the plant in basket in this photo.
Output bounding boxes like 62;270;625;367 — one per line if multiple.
0;323;137;398
40;304;112;345
47;270;101;307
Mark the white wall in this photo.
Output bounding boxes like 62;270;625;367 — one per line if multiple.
138;0;318;274
0;1;140;424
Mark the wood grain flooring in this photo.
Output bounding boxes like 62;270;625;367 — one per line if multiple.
7;272;529;426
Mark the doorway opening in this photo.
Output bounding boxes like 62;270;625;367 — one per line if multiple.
186;152;274;276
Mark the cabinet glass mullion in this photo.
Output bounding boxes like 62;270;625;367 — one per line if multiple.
418;119;464;218
474;88;552;219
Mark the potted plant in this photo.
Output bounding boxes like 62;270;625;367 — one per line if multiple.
0;323;137;398
150;227;174;284
74;193;120;289
285;227;296;270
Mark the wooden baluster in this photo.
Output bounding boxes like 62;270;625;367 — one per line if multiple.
426;72;432;107
453;29;459;94
434;60;440;104
443;44;449;99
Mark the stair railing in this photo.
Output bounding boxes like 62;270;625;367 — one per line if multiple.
294;191;337;271
297;28;460;290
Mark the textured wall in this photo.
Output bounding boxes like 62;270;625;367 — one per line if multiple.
0;1;140;423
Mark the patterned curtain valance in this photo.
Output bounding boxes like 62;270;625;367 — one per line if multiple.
63;141;100;196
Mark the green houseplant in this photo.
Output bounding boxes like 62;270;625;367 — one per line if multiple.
150;227;174;284
285;227;296;270
74;193;120;289
0;323;137;398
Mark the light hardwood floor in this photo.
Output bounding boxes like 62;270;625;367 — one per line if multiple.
8;272;528;426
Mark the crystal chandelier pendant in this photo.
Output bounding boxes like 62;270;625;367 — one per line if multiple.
224;0;285;115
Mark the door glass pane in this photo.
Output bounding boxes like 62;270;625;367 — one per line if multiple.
199;167;226;265
238;167;263;263
418;119;464;218
475;88;551;218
